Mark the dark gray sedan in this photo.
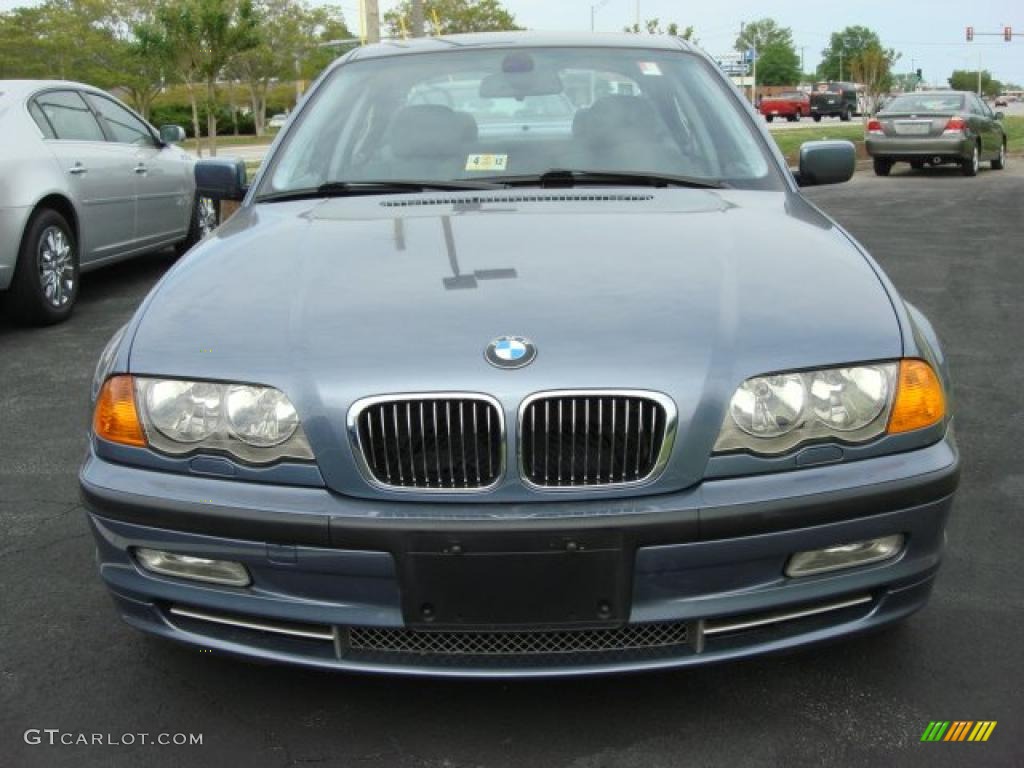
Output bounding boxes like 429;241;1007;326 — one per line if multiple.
866;90;1007;176
80;33;958;677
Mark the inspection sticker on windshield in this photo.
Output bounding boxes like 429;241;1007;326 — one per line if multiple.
466;154;509;172
638;61;662;76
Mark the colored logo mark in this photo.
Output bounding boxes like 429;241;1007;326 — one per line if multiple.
920;721;997;742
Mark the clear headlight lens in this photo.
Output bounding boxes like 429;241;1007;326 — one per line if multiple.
134;378;313;464
225;385;299;446
146;380;222;443
809;367;888;431
730;374;806;437
715;363;899;455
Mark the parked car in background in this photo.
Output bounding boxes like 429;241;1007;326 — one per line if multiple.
267;112;289;130
82;33;958;678
809;81;858;122
993;97;1008;107
0;80;214;324
865;90;1007;177
759;91;810;122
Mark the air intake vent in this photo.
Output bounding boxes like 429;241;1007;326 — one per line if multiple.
347;621;688;657
380;193;654;208
520;391;675;488
350;394;504;491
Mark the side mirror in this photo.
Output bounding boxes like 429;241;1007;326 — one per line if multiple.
795;140;856;187
195;157;247;202
994;111;1005;120
159;124;186;144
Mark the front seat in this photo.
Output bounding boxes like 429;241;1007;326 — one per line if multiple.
571;95;673;170
384;104;478;179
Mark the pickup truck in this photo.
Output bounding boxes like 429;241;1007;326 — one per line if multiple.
759;91;810;122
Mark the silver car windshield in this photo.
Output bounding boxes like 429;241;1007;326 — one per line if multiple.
259;46;780;195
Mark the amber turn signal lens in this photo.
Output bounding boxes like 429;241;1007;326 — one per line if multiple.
888;359;945;434
93;375;146;447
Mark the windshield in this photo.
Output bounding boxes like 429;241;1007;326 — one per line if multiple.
258;46;780;197
882;93;965;113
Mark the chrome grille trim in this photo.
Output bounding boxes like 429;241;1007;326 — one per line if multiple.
518;390;677;490
348;393;505;492
703;594;873;636
168;605;335;641
346;622;688;657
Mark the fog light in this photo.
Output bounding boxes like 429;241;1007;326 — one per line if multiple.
135;548;251;587
785;534;904;577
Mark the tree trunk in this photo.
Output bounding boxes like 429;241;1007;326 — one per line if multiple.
249;81;268;137
184;78;202;158
206;75;218;157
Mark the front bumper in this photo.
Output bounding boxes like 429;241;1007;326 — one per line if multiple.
81;432;959;677
865;135;972;160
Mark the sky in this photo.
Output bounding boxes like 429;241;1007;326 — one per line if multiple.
2;0;1021;86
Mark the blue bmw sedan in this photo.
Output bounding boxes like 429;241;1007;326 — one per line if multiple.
80;33;958;677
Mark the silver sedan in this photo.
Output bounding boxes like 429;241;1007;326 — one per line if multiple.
0;80;214;324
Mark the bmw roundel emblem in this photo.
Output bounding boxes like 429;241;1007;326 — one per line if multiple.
485;336;537;369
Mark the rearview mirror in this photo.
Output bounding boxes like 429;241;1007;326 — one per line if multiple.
159;124;186;144
795;140;856;187
195;157;247;201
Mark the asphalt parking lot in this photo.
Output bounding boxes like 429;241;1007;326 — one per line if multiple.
2;163;1022;767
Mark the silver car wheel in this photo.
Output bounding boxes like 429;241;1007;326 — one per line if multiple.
197;197;217;239
972;146;980;174
999;144;1006;166
37;226;74;308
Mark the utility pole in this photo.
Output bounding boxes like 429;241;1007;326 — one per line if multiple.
635;1;640;29
590;0;609;32
839;47;843;81
410;0;425;37
739;22;758;105
364;0;380;44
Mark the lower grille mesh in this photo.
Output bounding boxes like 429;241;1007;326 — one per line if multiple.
347;622;688;656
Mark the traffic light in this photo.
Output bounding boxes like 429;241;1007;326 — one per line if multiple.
966;26;974;42
1005;26;1013;42
916;68;922;78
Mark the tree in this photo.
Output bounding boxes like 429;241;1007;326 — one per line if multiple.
228;0;350;136
734;19;799;86
144;0;259;156
383;0;521;37
850;46;897;114
819;26;898;83
949;70;1002;98
624;19;696;41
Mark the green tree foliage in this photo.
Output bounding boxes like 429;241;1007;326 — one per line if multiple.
383;0;521;37
734;19;800;86
819;26;898;83
144;0;259;156
948;70;1002;98
623;19;696;41
227;1;351;136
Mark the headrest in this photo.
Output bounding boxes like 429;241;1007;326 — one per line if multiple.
572;95;662;145
388;105;478;158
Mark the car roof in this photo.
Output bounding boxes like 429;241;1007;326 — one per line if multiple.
0;79;108;99
345;31;695;63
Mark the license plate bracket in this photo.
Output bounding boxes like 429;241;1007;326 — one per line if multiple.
398;534;630;630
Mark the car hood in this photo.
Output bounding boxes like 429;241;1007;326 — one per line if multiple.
130;189;901;497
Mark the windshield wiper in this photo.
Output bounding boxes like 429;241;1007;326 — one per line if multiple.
256;179;503;203
469;169;727;190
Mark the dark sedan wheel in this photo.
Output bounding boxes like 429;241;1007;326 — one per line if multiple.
3;208;79;325
812;114;822;122
840;108;851;122
873;158;893;177
765;115;774;123
991;142;1006;170
961;144;980;177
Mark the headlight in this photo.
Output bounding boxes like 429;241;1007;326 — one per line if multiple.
134;377;313;464
715;363;899;455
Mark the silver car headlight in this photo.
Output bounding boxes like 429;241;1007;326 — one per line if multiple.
714;363;899;455
135;377;313;464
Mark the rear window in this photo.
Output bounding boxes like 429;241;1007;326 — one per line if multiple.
883;94;965;113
